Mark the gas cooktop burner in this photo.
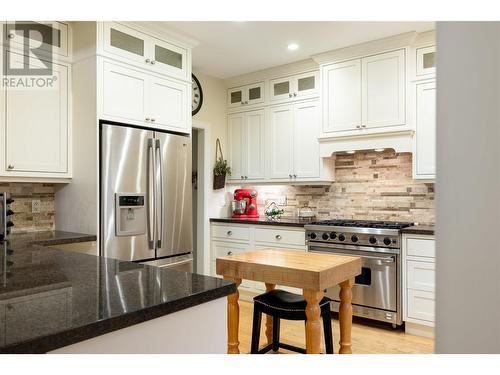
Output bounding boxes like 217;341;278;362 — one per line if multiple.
308;219;413;230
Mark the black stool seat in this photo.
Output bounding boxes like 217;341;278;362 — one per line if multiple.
254;289;331;320
251;289;334;354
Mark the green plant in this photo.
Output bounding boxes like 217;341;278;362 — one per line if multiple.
214;158;231;176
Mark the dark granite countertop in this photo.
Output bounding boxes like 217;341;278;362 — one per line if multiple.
210;217;313;228
400;225;435;235
0;231;235;353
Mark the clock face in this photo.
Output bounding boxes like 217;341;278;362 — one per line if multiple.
192;74;203;116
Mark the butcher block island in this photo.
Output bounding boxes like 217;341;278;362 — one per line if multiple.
216;249;361;354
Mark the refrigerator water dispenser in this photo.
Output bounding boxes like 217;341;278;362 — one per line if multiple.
115;193;146;236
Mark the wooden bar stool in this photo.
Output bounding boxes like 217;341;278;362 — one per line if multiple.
251;289;334;354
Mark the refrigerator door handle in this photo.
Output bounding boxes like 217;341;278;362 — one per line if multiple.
155;138;164;249
147;138;155;249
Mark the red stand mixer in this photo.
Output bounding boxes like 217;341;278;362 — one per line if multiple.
231;189;259;218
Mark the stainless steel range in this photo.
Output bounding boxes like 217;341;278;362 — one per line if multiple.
305;219;413;327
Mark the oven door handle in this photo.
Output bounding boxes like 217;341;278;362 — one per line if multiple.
361;255;395;263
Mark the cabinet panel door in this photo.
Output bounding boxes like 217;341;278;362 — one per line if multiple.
362;49;405;128
407;260;435;293
414;80;436;178
227;113;245;180
211;241;254;291
102;61;148;123
148;76;188;132
103;22;147;65
269;105;294;179
293;101;320;178
323;59;361;132
245;110;266;179
416;46;436;77
5;52;68;173
407;289;435;324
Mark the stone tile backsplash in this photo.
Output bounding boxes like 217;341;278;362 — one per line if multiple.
0;183;55;233
252;150;435;225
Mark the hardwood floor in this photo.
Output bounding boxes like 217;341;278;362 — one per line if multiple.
237;299;434;354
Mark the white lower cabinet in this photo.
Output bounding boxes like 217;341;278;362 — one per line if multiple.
210;222;306;297
402;234;435;337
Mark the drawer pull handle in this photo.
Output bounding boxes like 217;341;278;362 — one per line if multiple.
275;235;282;240
227;231;233;236
227;251;233;255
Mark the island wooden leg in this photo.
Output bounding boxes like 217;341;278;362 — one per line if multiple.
338;278;354;354
224;277;242;354
265;283;276;345
303;289;324;354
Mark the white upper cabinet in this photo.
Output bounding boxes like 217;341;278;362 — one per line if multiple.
148;76;188;132
269;71;319;103
102;22;189;80
413;80;436;179
293;101;320;178
269;105;294;179
269;100;321;180
102;61;148;123
362;49;406;129
416;46;436;78
322;59;361;132
2;51;70;176
3;21;70;59
321;49;406;134
227;110;265;181
101;60;191;134
227;82;265;108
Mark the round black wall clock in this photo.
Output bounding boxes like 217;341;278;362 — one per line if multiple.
192;74;203;116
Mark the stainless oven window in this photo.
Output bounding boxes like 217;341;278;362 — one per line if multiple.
309;246;398;311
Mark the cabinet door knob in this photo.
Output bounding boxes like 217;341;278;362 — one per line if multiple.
288;93;293;98
240;175;244;179
244;101;248;104
150;118;156;122
227;231;233;236
293;92;297;97
361;124;366;128
227;251;233;255
145;58;151;64
275;235;282;240
7;164;14;170
241;101;244;105
289;174;292;178
293;174;297;178
145;117;150;122
8;33;15;39
244;176;248;179
151;60;156;65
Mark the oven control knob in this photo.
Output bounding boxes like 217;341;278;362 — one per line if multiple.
309;232;317;240
329;232;337;240
369;236;377;245
351;235;359;243
322;233;329;240
383;237;392;246
338;234;346;241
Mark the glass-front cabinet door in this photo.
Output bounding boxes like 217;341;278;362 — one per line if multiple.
227;87;245;107
270;76;292;102
5;21;69;58
245;82;264;106
416;46;436;78
103;22;147;65
150;36;188;78
295;71;319;98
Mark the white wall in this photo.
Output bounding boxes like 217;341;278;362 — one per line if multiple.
192;71;233;219
436;22;500;353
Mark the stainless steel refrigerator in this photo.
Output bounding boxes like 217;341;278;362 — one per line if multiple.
100;122;193;271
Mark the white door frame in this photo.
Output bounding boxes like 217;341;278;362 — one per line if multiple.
192;120;211;275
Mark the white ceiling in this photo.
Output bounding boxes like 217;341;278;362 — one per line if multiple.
165;21;435;79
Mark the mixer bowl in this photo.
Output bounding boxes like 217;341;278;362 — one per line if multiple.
231;200;247;215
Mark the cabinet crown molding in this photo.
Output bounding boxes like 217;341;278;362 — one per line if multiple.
312;31;418;65
224;58;318;88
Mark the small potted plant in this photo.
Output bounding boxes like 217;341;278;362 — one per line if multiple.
213;138;231;190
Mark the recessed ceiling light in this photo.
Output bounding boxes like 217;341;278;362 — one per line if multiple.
346;150;356;154
374;148;385;152
287;43;299;51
